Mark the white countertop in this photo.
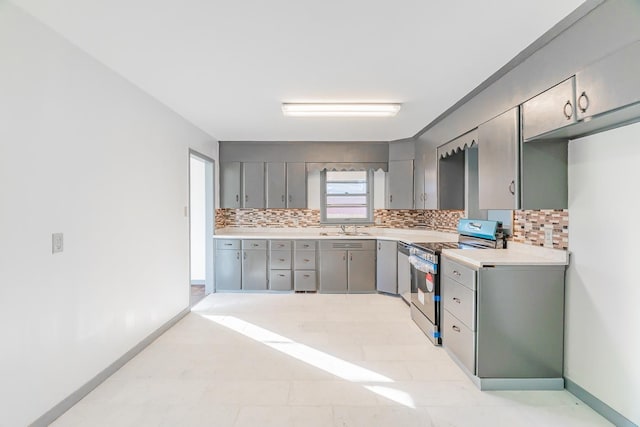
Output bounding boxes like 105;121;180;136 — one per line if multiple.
442;242;569;267
214;227;458;243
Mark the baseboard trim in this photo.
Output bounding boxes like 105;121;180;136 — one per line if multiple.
29;307;191;427
190;280;205;285
565;378;637;427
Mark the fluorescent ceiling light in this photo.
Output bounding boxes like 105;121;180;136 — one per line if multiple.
282;103;401;117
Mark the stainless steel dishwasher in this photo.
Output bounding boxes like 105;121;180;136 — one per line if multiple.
397;241;412;305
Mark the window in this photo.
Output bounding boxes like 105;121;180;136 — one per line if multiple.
320;170;373;224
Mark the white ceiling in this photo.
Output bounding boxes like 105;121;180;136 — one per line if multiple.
13;0;584;142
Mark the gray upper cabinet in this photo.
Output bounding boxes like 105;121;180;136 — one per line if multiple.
242;162;265;208
576;40;640;122
220;161;241;208
387;160;413;209
266;162;286;208
522;77;577;141
265;162;306;208
286;162;307;208
413;141;437;209
478;107;520;210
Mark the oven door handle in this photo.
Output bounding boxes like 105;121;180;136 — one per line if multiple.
408;255;437;274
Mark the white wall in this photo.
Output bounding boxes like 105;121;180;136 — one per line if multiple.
189;157;206;282
0;3;217;426
566;121;640;425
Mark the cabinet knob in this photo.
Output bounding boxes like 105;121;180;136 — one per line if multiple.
236;194;239;203
245;195;249;202
243;252;247;260
452;325;461;333
281;195;285;203
508;180;515;195
578;91;590;113
563;100;573;120
390;194;393;203
236;252;240;260
289;195;292;203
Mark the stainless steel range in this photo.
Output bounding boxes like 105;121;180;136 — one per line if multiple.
410;219;506;345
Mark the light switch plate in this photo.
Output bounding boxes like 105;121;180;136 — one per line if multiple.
52;233;64;254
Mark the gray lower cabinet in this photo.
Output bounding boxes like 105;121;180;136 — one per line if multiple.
269;240;292;291
441;255;565;390
376;240;397;294
220;162;241;208
215;239;241;291
242;240;267;290
387;160;413;209
294;240;317;291
319;240;376;293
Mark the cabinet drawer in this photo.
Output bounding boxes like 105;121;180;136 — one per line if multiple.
442;257;476;290
294;251;316;270
442;276;476;331
270;250;291;269
443;309;476;374
216;239;240;250
295;240;317;251
242;240;267;250
270;270;292;291
294;271;316;291
270;240;292;251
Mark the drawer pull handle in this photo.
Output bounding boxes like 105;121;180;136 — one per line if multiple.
563;100;573;120
224;243;232;246
304;274;310;278
452;297;461;304
252;244;259;247
279;258;285;262
452;325;461;333
578;91;589;113
278;274;285;277
304;259;310;262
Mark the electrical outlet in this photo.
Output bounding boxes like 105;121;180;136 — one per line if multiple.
52;233;64;254
544;228;553;247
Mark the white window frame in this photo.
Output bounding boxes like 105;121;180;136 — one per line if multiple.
320;169;374;225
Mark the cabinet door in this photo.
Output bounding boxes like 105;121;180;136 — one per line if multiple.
220;162;241;208
478;107;519;210
522;77;576;141
387;160;413;209
319;250;347;293
242;162;265;208
215;250;241;290
286;162;307;208
242;250;267;290
376;241;397;294
413;143;426;209
348;250;376;293
266;162;286;208
576;40;640;122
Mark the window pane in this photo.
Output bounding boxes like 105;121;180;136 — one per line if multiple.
326;195;367;205
326;206;369;219
326;182;367;195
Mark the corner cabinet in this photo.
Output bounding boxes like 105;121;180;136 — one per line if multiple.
387;160;413;209
319;240;376;293
441;255;566;390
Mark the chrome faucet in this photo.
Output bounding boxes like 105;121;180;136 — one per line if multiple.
340;224;347;234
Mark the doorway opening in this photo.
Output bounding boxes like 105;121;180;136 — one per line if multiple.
189;151;215;306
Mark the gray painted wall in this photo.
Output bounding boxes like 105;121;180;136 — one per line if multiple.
220;141;388;163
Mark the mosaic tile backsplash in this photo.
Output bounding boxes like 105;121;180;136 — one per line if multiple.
216;208;569;250
512;209;569;249
216;209;465;233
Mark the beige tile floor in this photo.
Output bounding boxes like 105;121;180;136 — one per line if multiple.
53;293;612;427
